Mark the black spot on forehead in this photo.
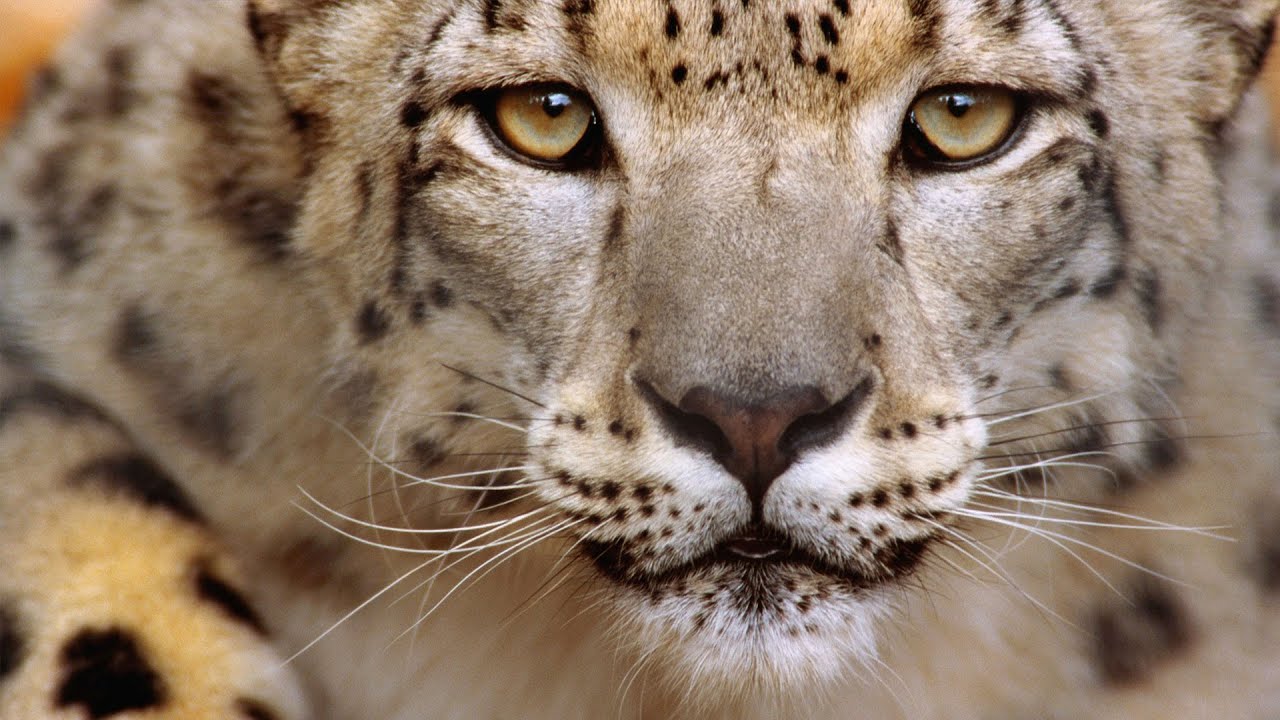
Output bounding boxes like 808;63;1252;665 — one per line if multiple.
57;627;168;718
818;14;839;45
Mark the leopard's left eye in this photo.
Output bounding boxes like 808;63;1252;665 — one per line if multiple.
903;86;1022;167
483;84;601;168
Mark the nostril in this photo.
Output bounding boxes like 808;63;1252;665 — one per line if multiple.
634;375;875;513
634;379;733;458
779;375;874;457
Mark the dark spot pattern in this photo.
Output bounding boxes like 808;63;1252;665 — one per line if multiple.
1134;267;1163;331
431;281;454;308
113;305;247;459
878;220;905;266
0;219;15;252
0;380;113;432
400;100;428;129
103;46;136;118
1087;109;1110;137
0;602;25;682
356;300;392;344
1092;575;1192;685
57;627;167;718
237;698;283;720
188;70;297;260
70;454;205;524
195;561;269;635
1089;264;1127;299
1253;274;1280;334
1249;495;1280;592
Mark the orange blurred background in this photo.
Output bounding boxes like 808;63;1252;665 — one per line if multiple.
2;0;1280;136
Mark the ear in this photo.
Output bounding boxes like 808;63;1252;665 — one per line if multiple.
1178;0;1280;124
245;0;317;63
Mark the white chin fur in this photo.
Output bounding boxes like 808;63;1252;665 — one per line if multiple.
606;581;889;711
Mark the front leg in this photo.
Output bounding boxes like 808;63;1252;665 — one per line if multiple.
0;372;310;720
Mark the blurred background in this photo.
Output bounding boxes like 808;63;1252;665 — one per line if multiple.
2;0;1280;135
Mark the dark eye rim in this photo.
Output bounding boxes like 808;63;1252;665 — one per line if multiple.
901;84;1030;171
471;82;606;171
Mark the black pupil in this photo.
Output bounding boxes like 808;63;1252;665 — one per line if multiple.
945;94;975;118
542;93;571;119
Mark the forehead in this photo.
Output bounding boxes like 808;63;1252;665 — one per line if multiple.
454;0;1089;111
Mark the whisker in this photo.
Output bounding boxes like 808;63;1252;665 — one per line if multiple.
394;518;584;643
986;416;1189;447
299;486;552;536
972;383;1058;406
963;500;1231;539
985;392;1115;427
927;521;1076;629
439;362;548;409
410;411;527;433
283;552;440;665
951;508;1182;594
972;488;1237;538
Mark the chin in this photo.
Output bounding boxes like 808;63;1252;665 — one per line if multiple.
602;559;894;707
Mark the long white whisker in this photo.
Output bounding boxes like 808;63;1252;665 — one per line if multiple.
394;518;583;643
928;522;1074;628
973;488;1237;536
964;499;1231;539
951;509;1178;594
282;553;437;665
390;512;572;606
318;414;534;489
985;391;1114;427
298;486;547;536
418;411;526;432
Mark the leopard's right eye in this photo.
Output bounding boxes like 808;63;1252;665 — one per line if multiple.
903;85;1023;168
481;84;602;169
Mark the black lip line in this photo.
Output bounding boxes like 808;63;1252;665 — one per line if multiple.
582;532;934;592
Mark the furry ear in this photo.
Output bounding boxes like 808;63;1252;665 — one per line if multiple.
245;0;309;62
1176;1;1279;124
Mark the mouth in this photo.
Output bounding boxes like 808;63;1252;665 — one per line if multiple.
583;524;934;593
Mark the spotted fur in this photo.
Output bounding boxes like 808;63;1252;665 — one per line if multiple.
1;0;1280;717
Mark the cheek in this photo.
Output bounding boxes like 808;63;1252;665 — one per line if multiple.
892;168;1097;338
409;172;614;345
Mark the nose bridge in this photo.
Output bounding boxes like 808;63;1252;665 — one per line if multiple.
629;145;881;403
